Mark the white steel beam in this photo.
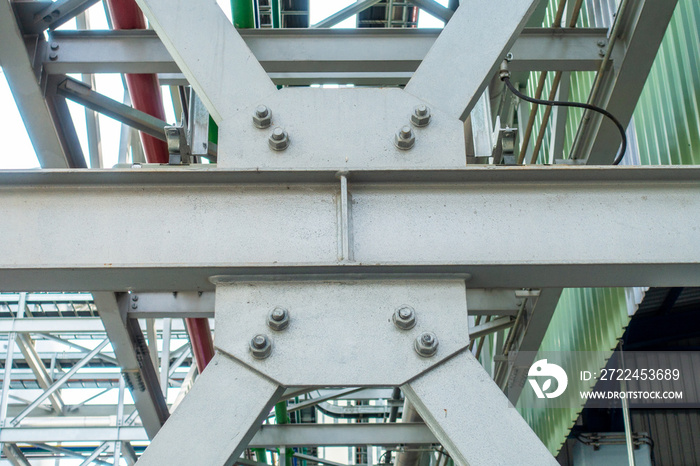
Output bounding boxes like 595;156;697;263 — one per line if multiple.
402;351;557;465
311;0;383;28
0;167;699;290
405;0;539;120
134;0;276;123
137;353;283;466
14;334;65;414
0;0;68;168
571;0;678;164
0;423;437;445
44;28;610;76
92;293;169;439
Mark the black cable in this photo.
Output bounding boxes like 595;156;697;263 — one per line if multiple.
502;76;627;165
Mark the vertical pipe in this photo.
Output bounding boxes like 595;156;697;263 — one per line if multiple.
104;0;169;163
185;318;215;372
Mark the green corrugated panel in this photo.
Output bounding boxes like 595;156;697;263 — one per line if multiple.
511;0;700;455
516;288;631;455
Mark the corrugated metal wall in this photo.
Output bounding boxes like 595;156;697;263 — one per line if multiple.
511;0;700;455
632;410;700;465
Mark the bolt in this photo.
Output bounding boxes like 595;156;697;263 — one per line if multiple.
411;105;431;127
414;331;439;357
268;306;290;331
394;125;415;150
43;15;52;23
131;303;138;309
393;305;416;330
132;295;138;302
250;334;272;359
268;127;289;151
49;52;58;61
599;48;606;57
50;42;59;50
253;105;272;128
597;39;607;47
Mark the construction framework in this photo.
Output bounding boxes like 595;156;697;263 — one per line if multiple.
0;0;694;464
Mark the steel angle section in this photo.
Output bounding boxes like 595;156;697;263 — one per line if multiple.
213;280;469;386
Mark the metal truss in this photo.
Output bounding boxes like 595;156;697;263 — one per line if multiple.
0;0;688;463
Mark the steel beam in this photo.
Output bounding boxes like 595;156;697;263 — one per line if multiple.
407;0;453;23
125;289;525;318
0;423;437;445
25;0;101;33
500;288;564;403
405;0;538;120
138;353;283;466
0;2;68;168
571;0;678;164
92;293;169;439
402;351;557;465
135;0;276;123
14;334;65;414
1;167;699;290
44;28;609;77
56;77;168;142
311;0;383;28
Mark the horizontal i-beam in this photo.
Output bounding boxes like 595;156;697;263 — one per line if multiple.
43;28;610;77
0;166;699;291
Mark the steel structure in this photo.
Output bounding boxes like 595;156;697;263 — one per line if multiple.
0;0;693;464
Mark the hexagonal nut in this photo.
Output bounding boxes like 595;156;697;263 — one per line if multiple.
393;305;416;330
249;334;272;359
253;105;272;129
414;332;438;357
268;306;290;331
394;125;415;150
410;105;431;127
268;127;289;151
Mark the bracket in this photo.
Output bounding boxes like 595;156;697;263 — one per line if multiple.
136;280;557;465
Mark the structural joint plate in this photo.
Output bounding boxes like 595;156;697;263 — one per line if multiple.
218;88;466;169
214;280;470;386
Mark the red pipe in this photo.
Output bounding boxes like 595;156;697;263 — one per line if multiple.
185;317;216;372
105;0;169;164
107;0;216;372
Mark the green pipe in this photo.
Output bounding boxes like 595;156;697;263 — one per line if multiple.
231;0;256;28
253;448;268;464
271;0;281;28
274;401;293;466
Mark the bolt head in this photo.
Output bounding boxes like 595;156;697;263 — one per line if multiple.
268;127;289;151
268;307;290;331
250;334;272;359
253;105;272;128
49;52;58;61
597;39;607;47
393;305;416;330
394;126;415;150
50;42;59;50
414;332;438;357
411;105;431;127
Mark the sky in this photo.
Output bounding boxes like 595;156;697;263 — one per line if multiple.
0;0;447;170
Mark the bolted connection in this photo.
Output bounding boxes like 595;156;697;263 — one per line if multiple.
414;332;439;357
394;125;415;150
268;306;290;331
393;305;416;330
269;127;289;151
250;334;272;359
410;105;431;127
253;105;272;128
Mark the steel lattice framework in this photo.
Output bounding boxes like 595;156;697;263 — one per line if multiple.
0;0;692;464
